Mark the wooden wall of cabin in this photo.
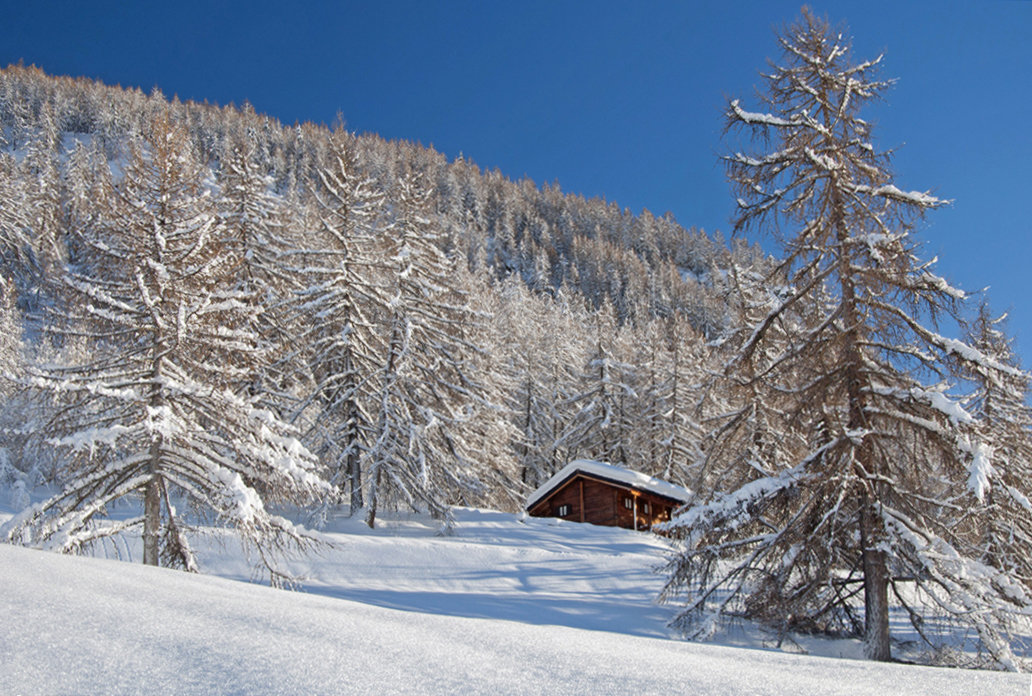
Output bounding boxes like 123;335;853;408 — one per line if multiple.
529;476;679;531
612;489;676;531
531;477;618;525
532;479;584;522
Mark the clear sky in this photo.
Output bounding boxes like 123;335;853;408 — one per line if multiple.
4;0;1030;363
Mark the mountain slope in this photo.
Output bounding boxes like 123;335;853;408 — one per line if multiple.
1;508;1026;695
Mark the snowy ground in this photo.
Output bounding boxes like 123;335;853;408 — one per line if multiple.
1;504;1029;695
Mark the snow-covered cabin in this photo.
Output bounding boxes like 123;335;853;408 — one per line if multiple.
525;460;691;531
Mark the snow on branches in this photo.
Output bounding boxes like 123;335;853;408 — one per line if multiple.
665;8;1032;669
2;110;329;581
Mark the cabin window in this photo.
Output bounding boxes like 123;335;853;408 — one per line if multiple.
641;501;650;514
557;503;572;517
623;497;633;510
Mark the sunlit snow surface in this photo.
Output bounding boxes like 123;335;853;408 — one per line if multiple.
1;506;1028;695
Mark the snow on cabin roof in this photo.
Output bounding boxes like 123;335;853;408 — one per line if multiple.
526;460;692;510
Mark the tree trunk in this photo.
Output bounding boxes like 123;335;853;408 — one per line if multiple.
364;465;381;529
861;499;891;661
828;165;892;661
144;345;164;566
348;447;363;513
142;467;161;566
343;397;363;515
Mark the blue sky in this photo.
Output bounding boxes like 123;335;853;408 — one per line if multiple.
4;1;1030;363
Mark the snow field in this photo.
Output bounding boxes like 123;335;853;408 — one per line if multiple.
2;506;1029;694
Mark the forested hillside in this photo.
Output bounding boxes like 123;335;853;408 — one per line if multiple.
0;64;762;533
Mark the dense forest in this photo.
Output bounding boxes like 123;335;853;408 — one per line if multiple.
0;64;761;531
1;12;1031;669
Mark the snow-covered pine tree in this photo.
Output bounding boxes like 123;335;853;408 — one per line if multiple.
965;305;1032;599
21;100;64;278
661;8;1032;668
217;131;297;404
0;140;30;267
292;128;386;515
653;314;706;489
1;110;328;580
562;299;638;466
363;167;491;529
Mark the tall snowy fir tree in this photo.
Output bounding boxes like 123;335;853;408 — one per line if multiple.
0;141;29;267
1;111;328;580
661;8;1032;668
363;168;498;530
965;305;1032;601
216;132;295;402
21;100;64;279
293;129;386;516
0;272;19;390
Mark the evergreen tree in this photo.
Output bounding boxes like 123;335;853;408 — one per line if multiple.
965;305;1032;598
662;9;1032;668
1;111;327;580
217;132;299;403
0;142;29;266
363;168;493;529
293;128;386;515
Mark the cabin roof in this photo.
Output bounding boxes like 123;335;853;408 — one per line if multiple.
525;459;692;510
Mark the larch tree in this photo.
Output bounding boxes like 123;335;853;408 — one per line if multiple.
21;100;64;278
1;111;328;581
624;318;669;478
654;314;707;489
0;270;25;504
661;8;1032;669
563;299;628;465
965;305;1032;599
0;143;29;267
216;129;312;439
497;278;576;490
0;272;20;393
543;289;593;472
363;168;492;529
495;277;550;489
448;262;523;511
293;128;386;516
496;279;590;489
